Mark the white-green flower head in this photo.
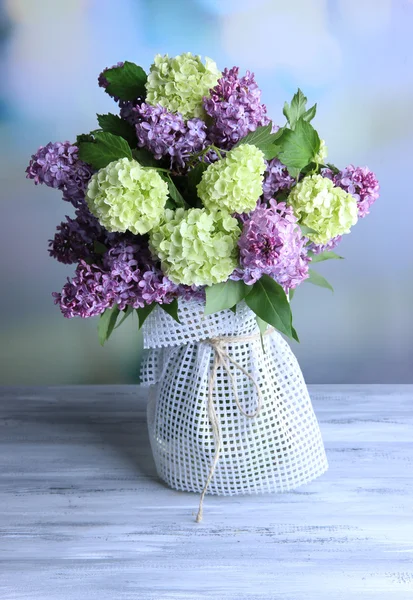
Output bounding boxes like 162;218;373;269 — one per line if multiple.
288;174;358;244
86;158;168;235
315;139;328;164
197;144;266;214
149;207;240;286
145;53;221;119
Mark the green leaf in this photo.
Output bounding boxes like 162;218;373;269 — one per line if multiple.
283;89;308;129
104;61;147;101
136;304;156;329
244;275;294;339
167;176;187;208
309;250;343;264
132;147;159;167
289;288;295;301
292;326;300;343
256;315;268;335
205;280;250;316
97;113;137;147
188;161;209;190
98;305;120;346
300;224;318;236
235;123;283;159
93;240;108;255
76;133;95;145
160;299;180;323
276;118;321;172
306;269;334;292
115;305;134;329
302;103;317;123
78;131;132;169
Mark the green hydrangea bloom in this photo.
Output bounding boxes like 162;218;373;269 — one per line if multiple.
315;139;328;164
86;158;168;235
288;174;358;244
197;144;266;214
149;208;240;286
145;53;221;119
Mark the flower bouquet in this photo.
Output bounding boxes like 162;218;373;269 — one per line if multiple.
27;53;379;521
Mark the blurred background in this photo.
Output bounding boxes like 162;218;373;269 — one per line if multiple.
0;0;412;384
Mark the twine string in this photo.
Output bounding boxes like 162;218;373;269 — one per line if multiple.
196;328;281;523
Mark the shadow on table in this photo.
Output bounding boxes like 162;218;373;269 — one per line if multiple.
20;392;159;481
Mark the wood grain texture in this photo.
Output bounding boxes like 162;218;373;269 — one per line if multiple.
0;385;412;600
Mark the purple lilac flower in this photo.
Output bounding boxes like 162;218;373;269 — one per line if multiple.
119;100;142;126
203;67;270;149
262;158;295;200
333;165;379;218
234;200;309;290
134;103;208;169
308;236;342;256
26;142;93;208
48;204;118;265
53;261;115;319
53;238;202;318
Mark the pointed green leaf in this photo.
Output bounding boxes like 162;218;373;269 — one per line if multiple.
277;118;321;171
97;113;137;147
115;305;134;329
309;250;343;264
289;288;295;301
167;176;187;208
104;61;147;101
244;275;293;339
306;269;334;292
131;147;159;167
78;131;132;169
300;224;319;236
292;326;300;343
302;103;317;123
256;315;268;335
136;304;156;329
205;280;250;315
98;305;120;346
234;123;283;159
160;299;180;323
93;240;108;255
283;89;308;129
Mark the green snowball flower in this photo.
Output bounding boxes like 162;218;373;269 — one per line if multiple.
197;144;266;214
145;53;221;119
86;158;168;235
288;174;358;244
149;208;240;286
315;139;328;164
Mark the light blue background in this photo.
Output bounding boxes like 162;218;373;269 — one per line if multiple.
1;0;412;384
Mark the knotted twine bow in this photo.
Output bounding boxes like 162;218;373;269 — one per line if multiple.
196;328;274;523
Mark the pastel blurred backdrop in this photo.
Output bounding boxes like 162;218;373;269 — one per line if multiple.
1;0;412;384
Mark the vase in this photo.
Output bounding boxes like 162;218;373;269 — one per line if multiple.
141;300;328;499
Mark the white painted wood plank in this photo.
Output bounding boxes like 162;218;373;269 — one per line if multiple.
0;385;412;599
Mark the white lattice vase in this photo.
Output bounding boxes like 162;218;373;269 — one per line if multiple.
141;300;328;496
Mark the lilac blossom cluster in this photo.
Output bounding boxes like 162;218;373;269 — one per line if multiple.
234;200;309;290
204;67;270;149
322;165;379;218
26;142;93;208
53;238;204;318
48;204;116;265
134;103;208;169
54;240;180;318
262;158;295;200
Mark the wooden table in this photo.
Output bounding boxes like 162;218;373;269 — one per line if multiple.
1;385;412;599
